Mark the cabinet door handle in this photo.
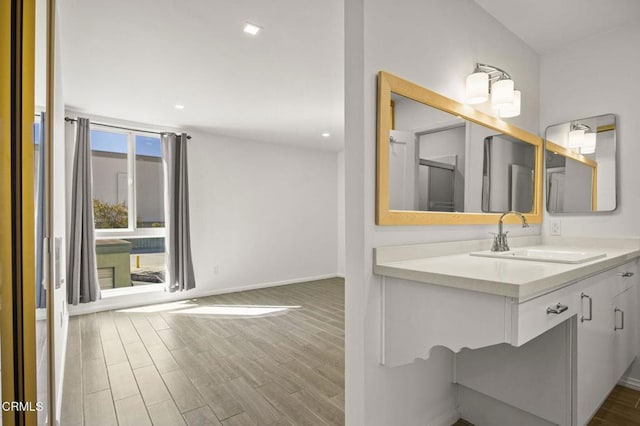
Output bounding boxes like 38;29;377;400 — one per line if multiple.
618;272;635;278
547;303;568;315
615;308;625;331
580;293;592;322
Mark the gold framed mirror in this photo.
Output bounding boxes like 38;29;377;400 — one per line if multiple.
545;114;616;214
376;71;543;226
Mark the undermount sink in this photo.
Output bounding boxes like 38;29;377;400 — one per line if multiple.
470;248;606;264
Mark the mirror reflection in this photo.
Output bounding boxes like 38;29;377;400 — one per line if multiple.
482;134;535;213
376;71;542;226
544;114;616;213
389;93;535;214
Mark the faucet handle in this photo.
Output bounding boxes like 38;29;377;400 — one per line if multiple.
490;233;500;251
501;231;510;251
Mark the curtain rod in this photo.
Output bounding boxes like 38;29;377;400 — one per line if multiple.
64;117;191;139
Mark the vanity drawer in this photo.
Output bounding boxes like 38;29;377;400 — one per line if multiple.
608;262;638;297
511;284;578;346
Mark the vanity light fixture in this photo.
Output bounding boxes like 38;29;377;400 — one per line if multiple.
581;132;597;154
568;129;584;148
568;123;591;149
321;132;331;138
497;90;521;118
465;63;520;118
243;22;261;35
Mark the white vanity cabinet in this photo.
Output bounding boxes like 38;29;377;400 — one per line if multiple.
374;239;640;426
451;260;639;426
576;261;637;426
576;273;616;425
613;283;637;378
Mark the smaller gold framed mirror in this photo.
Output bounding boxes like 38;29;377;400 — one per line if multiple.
376;71;544;226
544;114;617;214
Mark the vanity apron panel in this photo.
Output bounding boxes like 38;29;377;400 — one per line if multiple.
381;276;509;367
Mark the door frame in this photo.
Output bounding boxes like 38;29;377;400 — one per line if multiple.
1;0;39;424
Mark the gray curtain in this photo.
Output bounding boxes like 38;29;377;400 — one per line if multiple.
67;117;101;304
161;132;195;292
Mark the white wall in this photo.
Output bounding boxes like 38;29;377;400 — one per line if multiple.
345;0;541;424
337;151;345;277
65;119;341;314
187;130;339;290
540;23;640;236
52;3;69;418
563;159;593;211
540;23;640;381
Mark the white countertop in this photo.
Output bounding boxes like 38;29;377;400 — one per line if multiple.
374;237;640;301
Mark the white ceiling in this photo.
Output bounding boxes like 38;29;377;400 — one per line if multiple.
58;0;344;150
58;1;639;151
473;0;640;54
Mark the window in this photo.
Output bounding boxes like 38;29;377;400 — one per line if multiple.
91;129;129;229
90;126;165;289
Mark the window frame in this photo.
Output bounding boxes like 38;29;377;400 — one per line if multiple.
91;123;165;240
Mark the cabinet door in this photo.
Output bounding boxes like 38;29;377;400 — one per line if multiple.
612;283;637;381
576;276;616;426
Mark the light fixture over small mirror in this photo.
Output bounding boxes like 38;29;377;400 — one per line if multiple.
567;123;597;154
544;113;617;214
465;63;520;119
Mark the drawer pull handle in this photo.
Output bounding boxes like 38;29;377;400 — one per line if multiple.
618;272;635;278
580;293;592;322
547;303;568;315
615;308;625;331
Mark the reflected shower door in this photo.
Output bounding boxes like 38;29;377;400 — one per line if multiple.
418;159;455;212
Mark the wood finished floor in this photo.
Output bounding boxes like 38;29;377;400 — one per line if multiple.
451;386;640;425
61;278;344;426
589;385;640;425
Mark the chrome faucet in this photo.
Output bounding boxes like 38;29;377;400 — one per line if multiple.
491;211;529;252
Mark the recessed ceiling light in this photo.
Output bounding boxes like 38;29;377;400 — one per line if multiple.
243;22;261;35
175;104;185;110
321;132;331;138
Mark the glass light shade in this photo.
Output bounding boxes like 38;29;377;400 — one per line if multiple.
498;90;521;118
581;133;596;154
491;79;514;106
568;129;585;148
243;23;261;35
466;72;489;104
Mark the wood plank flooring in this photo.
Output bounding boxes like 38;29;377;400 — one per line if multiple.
452;385;640;425
590;385;640;425
61;278;345;425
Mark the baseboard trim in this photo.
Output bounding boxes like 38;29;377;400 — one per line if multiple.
68;273;343;316
619;376;640;391
430;408;460;426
